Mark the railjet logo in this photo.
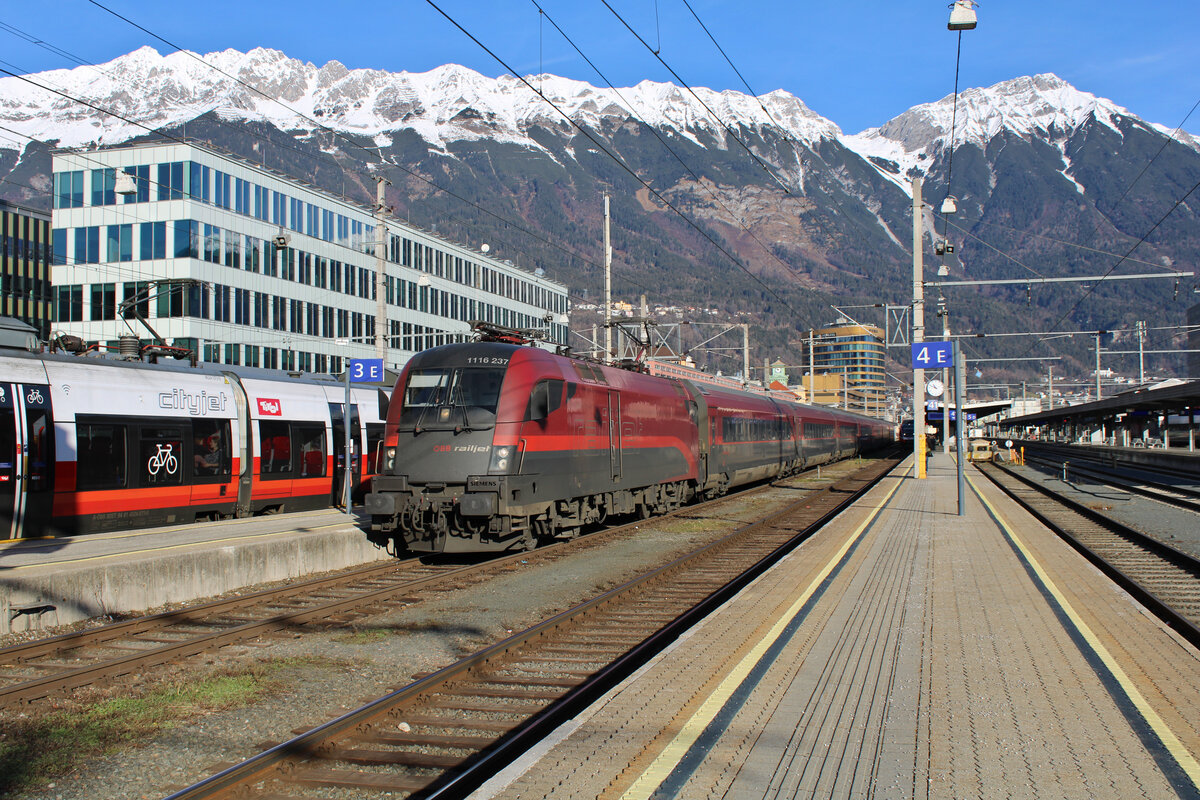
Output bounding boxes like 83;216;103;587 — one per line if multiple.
158;388;229;416
257;398;282;416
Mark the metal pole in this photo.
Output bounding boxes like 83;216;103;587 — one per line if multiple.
604;194;612;364
344;367;353;512
955;339;966;516
742;323;750;385
942;308;950;453
1094;333;1102;400
374;176;388;363
808;330;815;403
1137;320;1146;384
912;177;926;477
1048;365;1054;410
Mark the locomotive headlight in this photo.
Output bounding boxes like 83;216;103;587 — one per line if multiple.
383;447;396;472
488;444;516;474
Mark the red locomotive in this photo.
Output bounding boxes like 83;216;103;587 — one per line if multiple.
365;327;893;554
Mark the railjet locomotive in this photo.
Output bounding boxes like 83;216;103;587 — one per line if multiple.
365;328;892;554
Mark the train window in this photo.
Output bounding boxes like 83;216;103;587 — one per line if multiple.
399;367;505;430
191;419;231;479
25;409;53;493
77;422;127;490
365;423;384;473
139;427;184;487
295;424;325;477
526;379;564;422
571;362;608;384
259;420;292;476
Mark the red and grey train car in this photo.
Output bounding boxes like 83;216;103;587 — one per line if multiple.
365;339;893;555
0;350;387;538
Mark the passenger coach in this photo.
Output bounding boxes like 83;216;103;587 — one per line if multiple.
0;348;388;538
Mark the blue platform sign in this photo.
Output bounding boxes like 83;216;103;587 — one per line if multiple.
349;358;384;383
911;341;954;368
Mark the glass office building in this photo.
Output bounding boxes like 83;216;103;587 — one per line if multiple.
51;142;569;373
0;200;54;340
808;321;886;415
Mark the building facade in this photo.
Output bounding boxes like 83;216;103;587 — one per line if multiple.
51;142;569;374
806;320;886;415
0;200;54;339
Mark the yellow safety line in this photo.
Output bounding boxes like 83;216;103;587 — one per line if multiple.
967;474;1200;787
620;466;908;799
1;522;358;571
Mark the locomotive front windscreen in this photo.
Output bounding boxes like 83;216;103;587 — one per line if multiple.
398;367;506;431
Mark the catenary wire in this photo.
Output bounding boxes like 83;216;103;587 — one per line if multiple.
26;5;658;297
530;0;823;314
424;0;803;318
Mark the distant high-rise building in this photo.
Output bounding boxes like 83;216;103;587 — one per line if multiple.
804;319;886;415
51;141;569;373
0;199;54;339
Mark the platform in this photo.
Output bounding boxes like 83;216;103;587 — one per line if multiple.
0;509;388;634
475;452;1200;799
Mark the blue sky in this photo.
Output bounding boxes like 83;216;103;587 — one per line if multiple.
3;0;1198;134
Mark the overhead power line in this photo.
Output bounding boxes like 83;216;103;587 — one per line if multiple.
424;0;801;317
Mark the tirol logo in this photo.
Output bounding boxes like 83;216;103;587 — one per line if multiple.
257;398;282;416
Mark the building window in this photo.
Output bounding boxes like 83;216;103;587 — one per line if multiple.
106;224;132;262
54;171;84;209
52;228;66;266
140;221;166;260
56;285;83;322
90;283;116;321
74;226;99;265
122;282;150;320
157;162;185;200
174;219;199;259
91;169;116;206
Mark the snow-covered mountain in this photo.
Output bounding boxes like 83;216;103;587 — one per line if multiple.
0;46;840;157
3;47;1198;376
846;73;1199;190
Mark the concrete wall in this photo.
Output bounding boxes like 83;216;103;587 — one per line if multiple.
1;528;391;634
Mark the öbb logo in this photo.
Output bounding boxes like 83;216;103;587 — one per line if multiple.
257;398;282;416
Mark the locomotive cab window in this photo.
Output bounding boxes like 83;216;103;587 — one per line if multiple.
526;379;564;422
399;367;504;431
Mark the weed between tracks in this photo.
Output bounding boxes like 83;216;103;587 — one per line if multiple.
0;657;321;797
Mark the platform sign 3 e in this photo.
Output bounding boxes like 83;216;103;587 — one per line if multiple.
349;358;384;383
911;341;954;368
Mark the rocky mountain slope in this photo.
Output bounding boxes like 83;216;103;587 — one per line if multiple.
3;47;1197;380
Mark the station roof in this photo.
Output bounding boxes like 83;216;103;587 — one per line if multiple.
1007;379;1200;426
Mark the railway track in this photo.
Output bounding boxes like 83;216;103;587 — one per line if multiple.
0;456;886;708
161;456;900;800
976;461;1200;649
1022;451;1200;514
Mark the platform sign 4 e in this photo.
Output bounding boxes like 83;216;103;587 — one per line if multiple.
911;341;954;368
349;358;384;383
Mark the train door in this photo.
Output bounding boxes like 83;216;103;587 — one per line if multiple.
330;401;361;506
0;382;54;539
607;390;621;482
223;374;253;518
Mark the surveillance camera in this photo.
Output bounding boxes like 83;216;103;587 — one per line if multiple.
273;235;289;248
